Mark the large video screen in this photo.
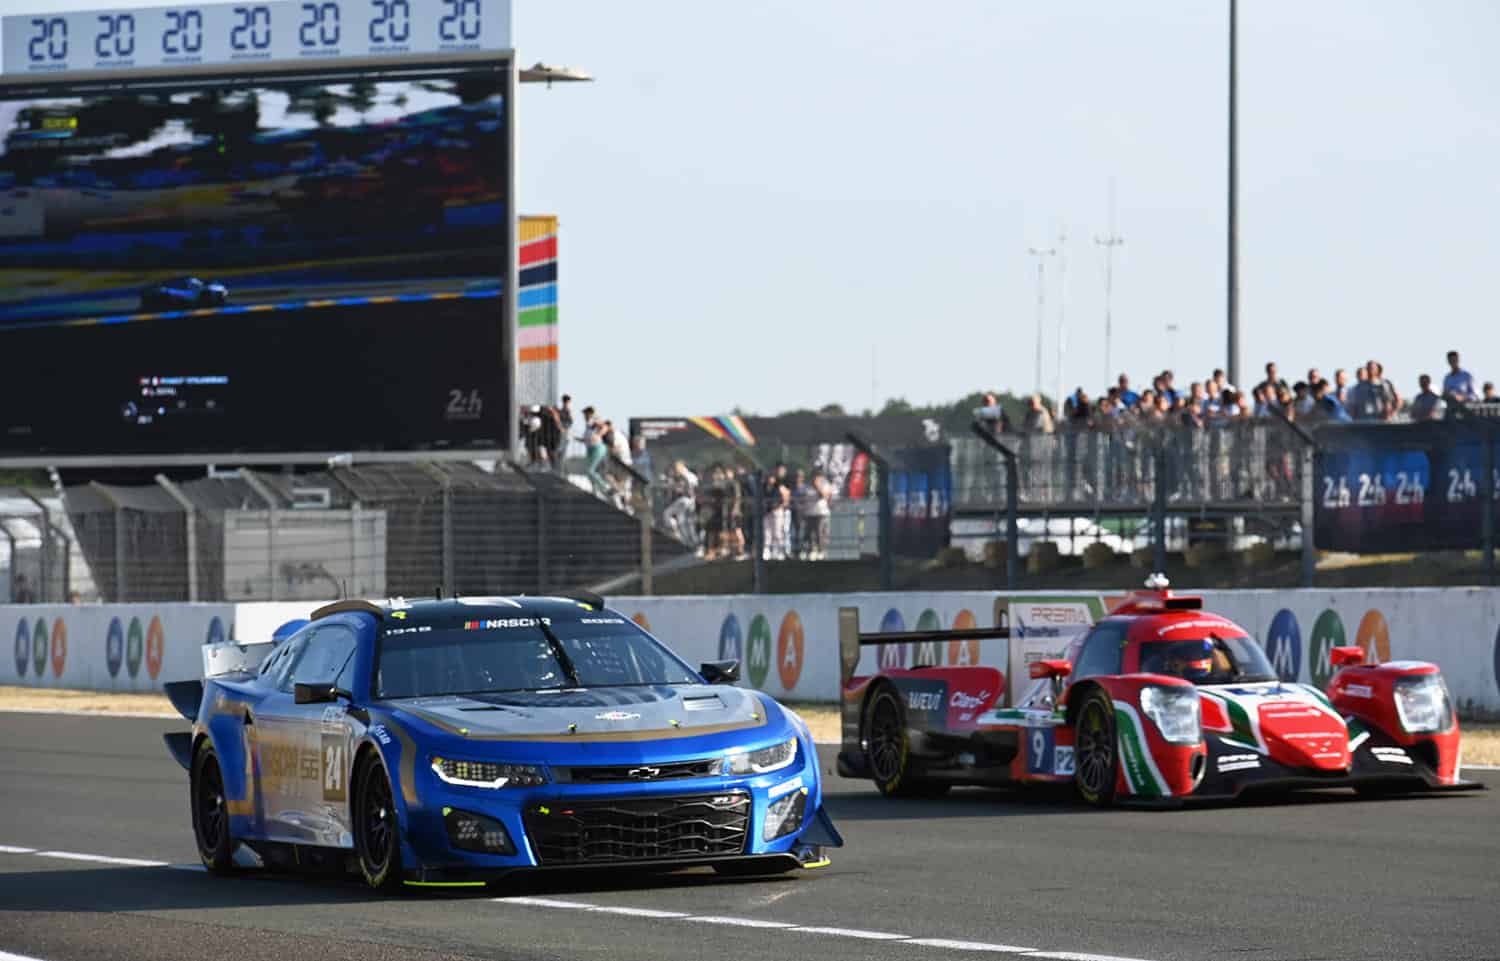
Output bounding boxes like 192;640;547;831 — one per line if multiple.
0;63;510;460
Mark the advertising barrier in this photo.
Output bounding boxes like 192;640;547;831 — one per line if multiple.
3;603;233;691
5;588;1500;716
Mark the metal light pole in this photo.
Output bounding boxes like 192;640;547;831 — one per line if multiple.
1054;226;1068;420
1027;246;1056;399
1226;0;1241;388
1166;322;1181;372
1095;180;1124;386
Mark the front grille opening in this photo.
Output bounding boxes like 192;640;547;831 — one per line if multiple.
559;757;722;784
524;792;751;865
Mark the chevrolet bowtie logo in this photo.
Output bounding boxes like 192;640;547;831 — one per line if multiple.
627;766;660;780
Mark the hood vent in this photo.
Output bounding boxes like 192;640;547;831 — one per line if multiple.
682;694;724;712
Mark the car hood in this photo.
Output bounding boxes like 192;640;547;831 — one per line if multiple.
386;684;767;740
1198;681;1350;772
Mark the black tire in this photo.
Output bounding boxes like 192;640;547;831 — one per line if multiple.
863;687;950;798
353;753;403;890
1073;688;1118;807
191;740;236;874
711;857;799;877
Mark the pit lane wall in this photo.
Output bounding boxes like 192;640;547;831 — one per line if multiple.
5;590;1500;716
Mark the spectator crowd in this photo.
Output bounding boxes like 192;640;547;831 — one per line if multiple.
988;350;1493;434
661;461;835;562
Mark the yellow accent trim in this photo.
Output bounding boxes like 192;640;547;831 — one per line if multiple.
538;805;551;815
225;799;255;817
800;858;832;869
442;806;452;815
403;880;487;888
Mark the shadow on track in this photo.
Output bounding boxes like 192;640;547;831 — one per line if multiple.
0;860;807;914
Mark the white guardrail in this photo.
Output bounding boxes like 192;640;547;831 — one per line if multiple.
4;589;1499;716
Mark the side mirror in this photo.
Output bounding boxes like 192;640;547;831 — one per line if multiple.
700;660;741;685
1029;658;1073;680
1329;646;1365;667
294;683;348;705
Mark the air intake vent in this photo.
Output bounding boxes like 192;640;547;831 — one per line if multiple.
682;695;724;712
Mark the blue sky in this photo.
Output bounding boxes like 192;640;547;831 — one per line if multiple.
8;0;1498;421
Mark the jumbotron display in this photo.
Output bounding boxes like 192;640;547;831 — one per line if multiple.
0;62;511;460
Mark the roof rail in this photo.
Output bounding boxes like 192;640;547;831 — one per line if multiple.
310;599;386;620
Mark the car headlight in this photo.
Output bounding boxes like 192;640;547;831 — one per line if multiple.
431;757;548;788
1139;685;1202;746
725;737;798;776
1394;675;1453;734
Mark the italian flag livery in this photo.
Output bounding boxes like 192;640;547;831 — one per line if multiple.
838;580;1480;806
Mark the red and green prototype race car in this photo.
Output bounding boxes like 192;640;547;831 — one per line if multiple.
837;578;1481;805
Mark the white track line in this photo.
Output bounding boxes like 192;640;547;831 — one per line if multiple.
31;850;167;867
0;843;1158;959
790;926;908;940
681;916;796;929
910;939;1039;952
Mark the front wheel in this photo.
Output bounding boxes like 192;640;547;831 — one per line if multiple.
191;741;236;873
353;754;403;890
863;687;950;798
1073;689;1118;807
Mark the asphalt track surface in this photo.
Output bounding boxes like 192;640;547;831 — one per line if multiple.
1;713;1497;961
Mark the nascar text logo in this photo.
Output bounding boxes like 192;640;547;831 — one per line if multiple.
877;609;906;670
777;611;804;691
1355;609;1391;664
50;619;67;678
911;609;942;667
1264;608;1301;682
718;614;743;664
105;617;124;677
947;609;980;666
745;614;772;688
14;619;29;678
1308;609;1346;689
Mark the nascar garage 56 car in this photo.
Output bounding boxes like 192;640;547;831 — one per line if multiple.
837;577;1480;805
163;594;840;888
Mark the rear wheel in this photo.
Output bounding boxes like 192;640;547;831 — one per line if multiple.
1074;689;1118;807
191;741;235;873
353;754;403;890
863;687;950;798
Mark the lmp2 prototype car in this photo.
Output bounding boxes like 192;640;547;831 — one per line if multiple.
140;276;229;310
163;594;840;888
837;579;1480;805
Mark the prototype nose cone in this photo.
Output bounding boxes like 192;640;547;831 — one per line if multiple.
1257;700;1350;771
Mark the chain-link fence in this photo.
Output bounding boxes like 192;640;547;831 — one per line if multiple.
56;462;687;603
0;487;79;603
952;419;1308;512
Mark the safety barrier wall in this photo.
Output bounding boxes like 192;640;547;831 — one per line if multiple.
4;604;234;692
6;589;1499;716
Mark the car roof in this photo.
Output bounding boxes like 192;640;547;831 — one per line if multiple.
311;594;612;625
1099;581;1251;643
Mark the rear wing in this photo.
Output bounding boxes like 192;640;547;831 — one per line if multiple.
837;599;1011;748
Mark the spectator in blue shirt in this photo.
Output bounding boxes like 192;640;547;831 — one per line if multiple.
1441;350;1477;404
1116;374;1139;409
1311;380;1351;422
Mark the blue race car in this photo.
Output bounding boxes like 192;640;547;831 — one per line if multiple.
163;594;841;889
140;276;229;310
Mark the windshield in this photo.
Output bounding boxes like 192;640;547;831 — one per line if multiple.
1138;635;1277;685
376;615;699;699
